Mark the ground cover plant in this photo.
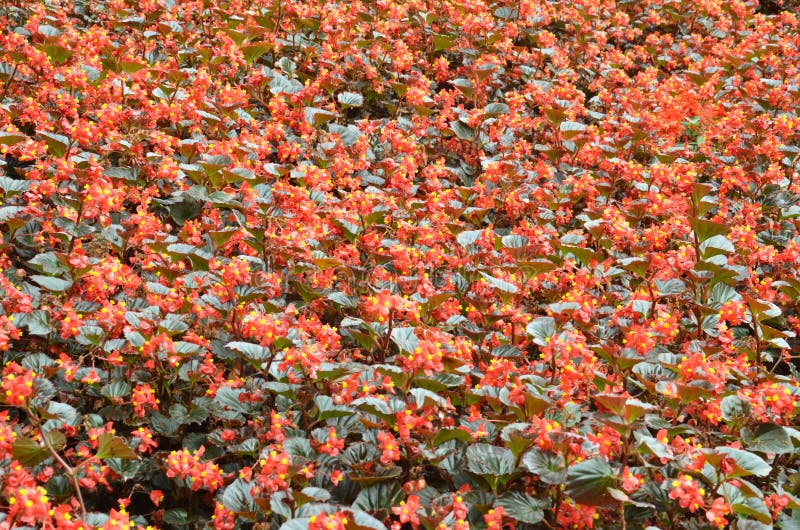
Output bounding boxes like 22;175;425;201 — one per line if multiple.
1;0;800;528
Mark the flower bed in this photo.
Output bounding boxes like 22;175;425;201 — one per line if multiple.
1;0;800;528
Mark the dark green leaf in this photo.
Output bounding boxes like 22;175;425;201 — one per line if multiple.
12;436;49;466
526;317;555;346
566;458;615;506
240;43;272;64
495;491;546;524
433;33;456;50
226;341;270;361
353;482;403;510
305;107;339;127
721;394;752;422
0;131;27;145
163;509;190;526
38;131;70;157
466;443;515;476
484;103;509;115
715;447;771;478
522;448;567;484
31;275;73;292
222;478;258;516
96;433;138;460
390;327;419;353
337;92;364;107
742;424;794;454
655;279;686;296
479;272;518;293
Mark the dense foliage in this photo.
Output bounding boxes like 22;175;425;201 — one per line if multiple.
2;0;800;528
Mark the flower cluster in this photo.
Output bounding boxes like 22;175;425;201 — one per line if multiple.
0;0;799;528
165;447;224;492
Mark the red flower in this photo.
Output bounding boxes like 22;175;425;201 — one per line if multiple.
165;446;224;492
705;497;730;528
377;431;401;464
317;427;345;456
484;506;511;530
309;511;349;530
131;383;159;418
330;469;344;486
149;489;164;507
620;466;644;493
1;362;35;406
669;474;705;512
392;495;421;528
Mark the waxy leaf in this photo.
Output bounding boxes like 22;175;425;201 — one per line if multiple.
495;491;546;524
566;458;616;506
466;443;515;476
96;433;138;460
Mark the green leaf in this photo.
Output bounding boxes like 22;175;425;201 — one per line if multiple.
433;33;456;50
484;102;509;116
38;44;73;64
105;458;141;481
222;478;258;516
450;121;475;141
526;317;555;346
566;458;616;506
314;395;354;420
715;447;771;478
493;344;522;358
721;394;752;422
279;518;310;530
240;43;272;64
0;206;23;222
149;412;180;436
20;310;53;336
723;484;773;524
328;123;362;147
0;131;27;145
101;381;131;400
163;509;190;526
96;433;138;460
213;386;250;420
391;327;419;353
30;274;73;292
433;428;474;446
226;341;270;361
457;229;483;247
12;436;49;466
619;257;649;277
337;92;364;107
105;167;140;181
479;272;518;293
502;234;528;248
305;107;339;127
742;424;794;454
495;491;546;524
690;219;730;243
559;121;586;139
409;388;449;408
351;510;388;530
522;448;567;484
46;401;80;427
466;443;516;476
0;176;29;196
700;234;734;257
353;482;404;511
328;292;358;308
655;279;686;296
37;131;70;157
